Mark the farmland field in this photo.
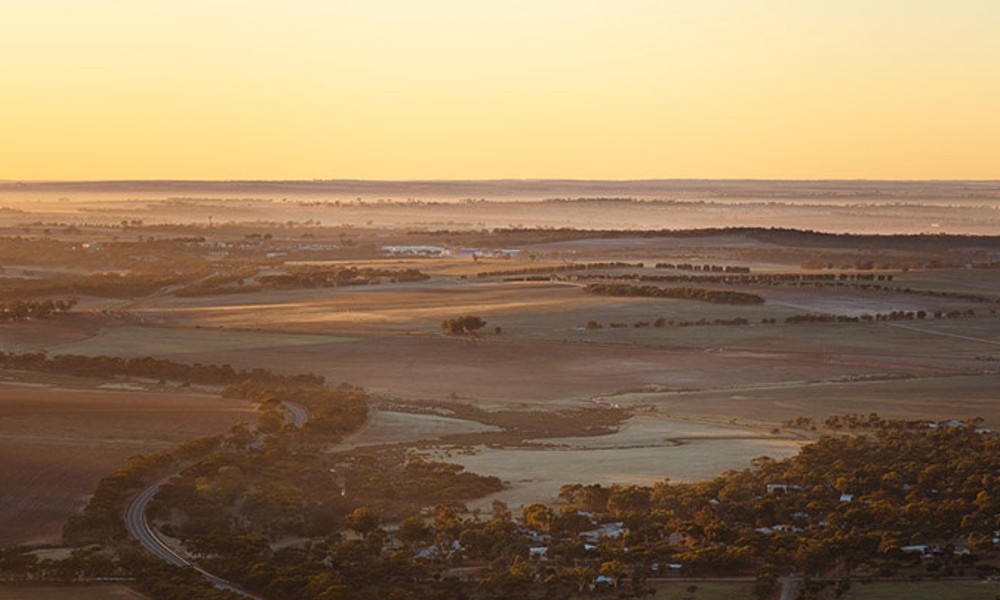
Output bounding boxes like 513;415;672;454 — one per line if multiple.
0;382;254;547
0;585;149;600
44;325;355;357
35;310;999;414
823;580;1000;600
641;581;755;600
340;408;501;449
604;372;1000;425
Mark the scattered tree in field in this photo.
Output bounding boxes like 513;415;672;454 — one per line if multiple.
441;315;487;335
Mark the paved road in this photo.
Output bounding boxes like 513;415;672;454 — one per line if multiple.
283;400;310;428
125;476;188;568
779;577;801;600
125;475;265;599
124;399;310;599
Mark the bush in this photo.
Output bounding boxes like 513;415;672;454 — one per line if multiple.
441;315;487;335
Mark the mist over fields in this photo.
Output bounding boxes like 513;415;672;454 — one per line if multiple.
3;179;999;235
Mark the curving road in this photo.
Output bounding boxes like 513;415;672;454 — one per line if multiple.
283;400;310;428
124;400;310;599
779;577;801;600
125;475;265;599
125;476;188;568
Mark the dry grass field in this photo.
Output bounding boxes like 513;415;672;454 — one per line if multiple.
0;382;254;547
43;329;892;405
425;431;803;508
641;581;756;600
0;585;149;600
44;324;355;357
38;313;996;412
130;279;597;335
0;315;106;352
824;580;1000;600
340;408;501;449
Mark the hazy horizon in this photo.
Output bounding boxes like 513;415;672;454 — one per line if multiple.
3;179;998;235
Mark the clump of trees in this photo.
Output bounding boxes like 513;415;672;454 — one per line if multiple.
441;315;487;335
222;380;368;439
0;298;76;322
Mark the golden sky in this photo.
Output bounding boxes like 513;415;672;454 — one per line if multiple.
2;1;998;180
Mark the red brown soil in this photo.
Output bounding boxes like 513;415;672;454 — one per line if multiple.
0;382;254;547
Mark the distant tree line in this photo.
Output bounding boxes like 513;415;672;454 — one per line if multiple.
0;234;214;271
584;307;989;332
655;263;751;273
585;283;765;305
482;226;1000;253
175;265;430;297
573;271;894;285
0;270;202;300
256;266;429;288
587;316;749;330
477;262;644;278
562;271;999;305
0;351;324;387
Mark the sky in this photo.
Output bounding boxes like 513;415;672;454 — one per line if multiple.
1;1;999;180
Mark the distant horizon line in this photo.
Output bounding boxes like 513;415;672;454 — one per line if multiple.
3;178;1000;184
